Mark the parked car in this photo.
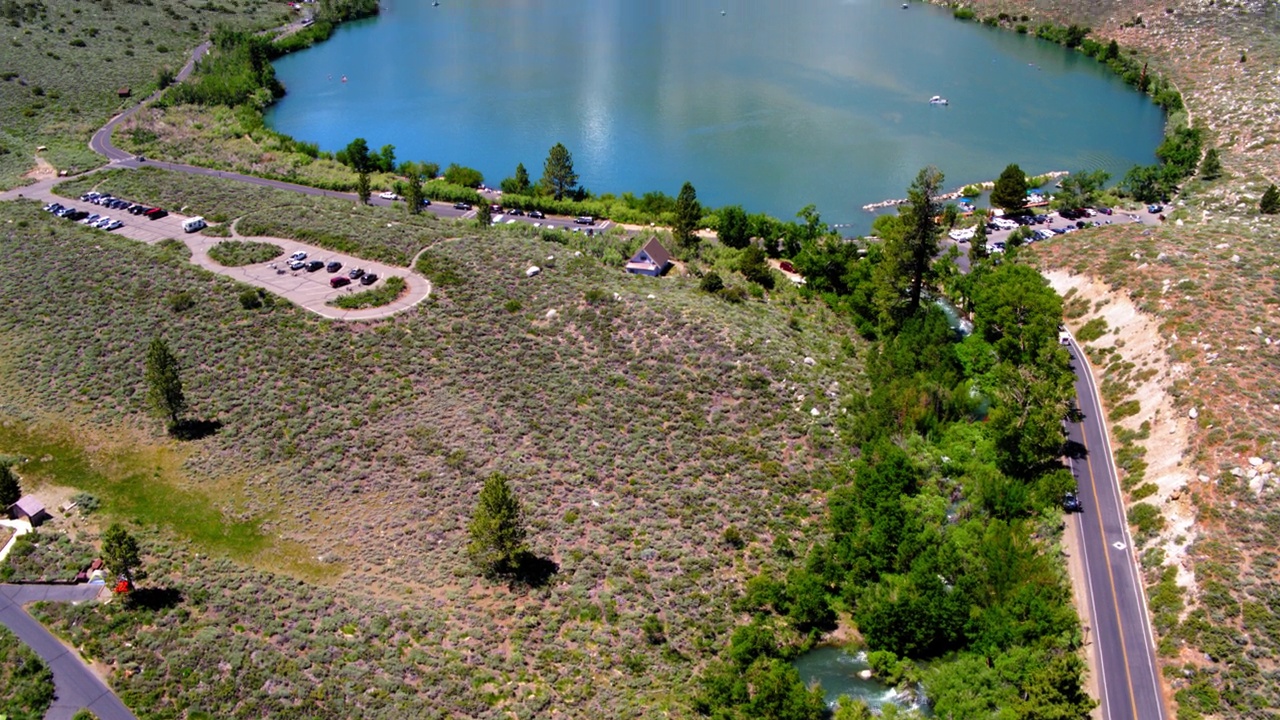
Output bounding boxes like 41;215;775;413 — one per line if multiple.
67;210;90;221
453;202;472;210
508;208;525;216
82;213;101;225
305;260;324;272
420;199;431;207
379;191;401;201
145;208;168;220
360;272;378;285
129;205;150;215
1097;207;1113;215
489;204;503;214
326;261;342;273
290;250;308;261
330;276;351;288
289;259;307;271
1146;204;1164;214
1062;491;1083;513
528;210;545;219
348;268;365;280
574;216;595;225
105;220;124;231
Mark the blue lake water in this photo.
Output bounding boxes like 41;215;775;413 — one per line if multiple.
265;0;1166;233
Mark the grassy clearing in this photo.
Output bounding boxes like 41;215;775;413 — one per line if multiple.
0;0;289;190
329;276;406;309
207;240;282;267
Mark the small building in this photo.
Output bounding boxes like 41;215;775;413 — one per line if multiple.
625;238;672;277
117;87;131;98
8;495;50;527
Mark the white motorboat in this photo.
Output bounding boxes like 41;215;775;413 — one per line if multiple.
929;95;949;105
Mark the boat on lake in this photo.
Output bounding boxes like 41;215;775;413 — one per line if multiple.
929;95;949;105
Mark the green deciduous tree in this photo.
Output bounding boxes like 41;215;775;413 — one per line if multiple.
1199;148;1222;180
467;473;529;578
0;463;20;507
1054;169;1110;210
1261;184;1280;214
971;263;1064;366
145;337;186;428
101;523;141;581
718;204;751;249
674;181;702;250
443;163;484;188
337;137;373;173
376;144;396;173
991;163;1029;215
541;142;579;200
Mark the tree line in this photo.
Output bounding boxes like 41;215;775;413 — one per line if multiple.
690;167;1094;719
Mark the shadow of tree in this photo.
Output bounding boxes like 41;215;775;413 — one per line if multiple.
169;419;223;441
509;552;558;589
1063;439;1088;461
127;587;183;611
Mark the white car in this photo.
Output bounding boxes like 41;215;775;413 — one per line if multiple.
290;251;308;261
379;191;401;201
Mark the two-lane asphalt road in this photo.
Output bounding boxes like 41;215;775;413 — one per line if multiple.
1063;335;1166;720
0;585;138;720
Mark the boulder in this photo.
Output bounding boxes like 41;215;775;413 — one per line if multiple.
526;266;540;277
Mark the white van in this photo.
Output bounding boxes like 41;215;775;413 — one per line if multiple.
182;216;206;233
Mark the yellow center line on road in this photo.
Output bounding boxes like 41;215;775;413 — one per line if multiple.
1079;426;1142;720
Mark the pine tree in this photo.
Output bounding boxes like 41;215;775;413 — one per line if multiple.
355;171;371;205
102;523;141;582
513;163;531;193
1262;184;1280;215
467;474;529;578
476;201;492;228
990;163;1029;215
1199;148;1222;180
145;337;187;428
674;181;701;250
0;463;20;507
540;143;579;200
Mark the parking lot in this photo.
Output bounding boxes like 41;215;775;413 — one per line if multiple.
5;177;432;321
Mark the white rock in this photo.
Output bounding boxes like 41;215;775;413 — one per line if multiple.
526;266;541;277
647;294;655;299
1175;218;1184;226
1249;456;1264;466
546;309;557;319
859;670;873;680
810;407;820;417
1231;254;1241;263
803;357;816;366
1253;326;1263;335
1189;407;1199;419
1216;242;1231;249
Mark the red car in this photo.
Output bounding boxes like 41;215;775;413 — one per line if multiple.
144;207;168;220
330;276;351;288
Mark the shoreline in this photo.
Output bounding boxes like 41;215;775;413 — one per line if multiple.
861;170;1069;212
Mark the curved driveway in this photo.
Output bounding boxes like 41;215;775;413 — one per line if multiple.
0;584;137;720
1063;334;1167;720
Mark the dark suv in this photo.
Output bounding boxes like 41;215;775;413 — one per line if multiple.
1062;491;1083;513
306;260;324;272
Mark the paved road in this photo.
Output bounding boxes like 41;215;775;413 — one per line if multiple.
0;584;137;720
1063;335;1166;720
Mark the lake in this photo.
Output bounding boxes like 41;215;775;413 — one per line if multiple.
265;0;1166;234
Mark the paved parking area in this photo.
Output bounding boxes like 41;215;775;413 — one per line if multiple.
2;178;431;321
